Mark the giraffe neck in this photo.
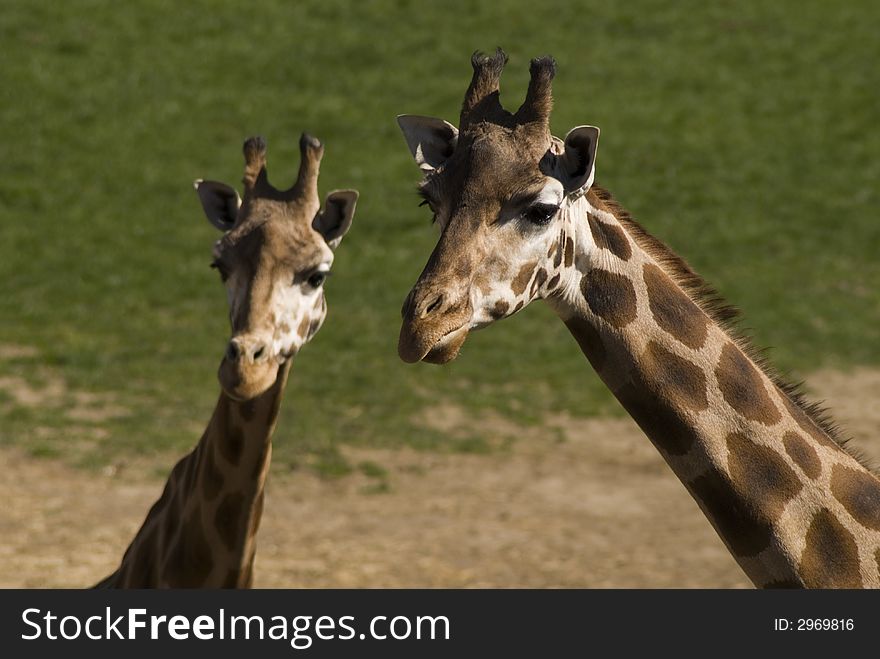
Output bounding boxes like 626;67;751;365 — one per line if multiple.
97;361;292;588
546;188;880;588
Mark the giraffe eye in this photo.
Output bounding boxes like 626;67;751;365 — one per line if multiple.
523;203;559;225
307;271;328;288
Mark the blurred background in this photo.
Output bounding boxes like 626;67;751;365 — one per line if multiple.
1;0;878;587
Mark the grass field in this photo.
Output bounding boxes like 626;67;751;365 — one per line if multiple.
1;0;878;474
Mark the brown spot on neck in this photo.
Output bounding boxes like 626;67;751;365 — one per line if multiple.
781;395;840;450
726;432;802;522
219;424;245;465
689;466;774;558
161;505;214;587
782;431;821;480
238;399;258;422
611;341;708;456
642;263;708;349
616;382;697;456
201;445;225;501
581;268;637;328
214;492;247;552
799;508;863;587
715;343;781;425
641;341;708;412
588;213;632;261
830;464;880;531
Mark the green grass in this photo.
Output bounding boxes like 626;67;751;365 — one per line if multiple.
1;0;878;471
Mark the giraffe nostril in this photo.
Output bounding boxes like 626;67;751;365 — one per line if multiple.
253;345;265;362
424;294;444;317
226;341;240;361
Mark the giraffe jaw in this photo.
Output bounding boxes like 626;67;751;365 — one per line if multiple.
420;324;471;364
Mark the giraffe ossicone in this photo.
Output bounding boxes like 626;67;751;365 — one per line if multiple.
395;49;880;588
96;133;357;588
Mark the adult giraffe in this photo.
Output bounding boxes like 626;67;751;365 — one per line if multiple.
395;49;880;588
95;133;357;587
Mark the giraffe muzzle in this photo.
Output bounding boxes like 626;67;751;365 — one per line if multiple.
399;286;473;364
218;336;279;400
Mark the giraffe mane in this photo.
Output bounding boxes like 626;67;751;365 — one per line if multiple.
586;184;878;475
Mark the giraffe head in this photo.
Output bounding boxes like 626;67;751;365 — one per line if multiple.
397;49;599;363
195;134;357;400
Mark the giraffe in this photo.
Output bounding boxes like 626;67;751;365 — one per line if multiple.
94;133;358;587
395;49;880;588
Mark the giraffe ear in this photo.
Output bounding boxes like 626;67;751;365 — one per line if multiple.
314;189;358;249
555;125;600;194
397;115;458;172
194;179;241;231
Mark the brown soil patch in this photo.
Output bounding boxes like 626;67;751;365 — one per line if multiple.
1;369;878;588
0;344;39;360
0;350;128;424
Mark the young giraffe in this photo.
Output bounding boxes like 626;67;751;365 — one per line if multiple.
395;50;880;588
95;134;358;587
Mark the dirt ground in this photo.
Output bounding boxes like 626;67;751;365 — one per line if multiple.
2;369;879;589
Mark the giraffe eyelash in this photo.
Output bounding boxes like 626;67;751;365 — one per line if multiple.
210;260;230;282
417;191;438;224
